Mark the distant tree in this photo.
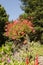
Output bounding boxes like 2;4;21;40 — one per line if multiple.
20;0;43;43
0;5;8;45
19;13;28;20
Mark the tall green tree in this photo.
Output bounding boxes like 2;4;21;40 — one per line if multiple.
0;5;8;45
20;0;43;43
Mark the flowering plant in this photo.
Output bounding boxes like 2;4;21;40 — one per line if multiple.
4;19;35;40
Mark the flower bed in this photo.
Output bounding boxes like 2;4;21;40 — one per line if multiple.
0;41;43;65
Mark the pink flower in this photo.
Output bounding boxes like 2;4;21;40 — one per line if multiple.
12;36;15;40
1;58;4;62
7;58;10;63
32;29;35;33
5;25;8;28
5;29;8;31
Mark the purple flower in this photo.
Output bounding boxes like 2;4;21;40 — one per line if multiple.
7;58;10;63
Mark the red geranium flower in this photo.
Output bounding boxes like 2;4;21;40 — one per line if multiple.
26;56;29;65
21;32;25;35
34;54;38;65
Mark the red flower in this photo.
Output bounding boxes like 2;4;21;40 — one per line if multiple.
26;57;29;65
28;21;33;26
34;54;38;65
13;20;19;25
4;19;35;39
23;20;28;24
21;32;25;35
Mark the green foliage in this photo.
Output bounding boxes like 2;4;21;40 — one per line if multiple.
30;41;43;56
0;41;43;65
20;0;43;43
0;5;8;45
19;13;28;20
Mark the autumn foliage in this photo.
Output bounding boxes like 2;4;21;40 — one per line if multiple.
4;19;35;40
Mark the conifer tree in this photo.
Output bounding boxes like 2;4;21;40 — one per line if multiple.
20;0;43;43
0;5;8;45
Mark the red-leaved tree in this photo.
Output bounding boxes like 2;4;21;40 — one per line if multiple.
4;19;35;40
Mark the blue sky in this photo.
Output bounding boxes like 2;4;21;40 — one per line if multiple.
0;0;24;21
